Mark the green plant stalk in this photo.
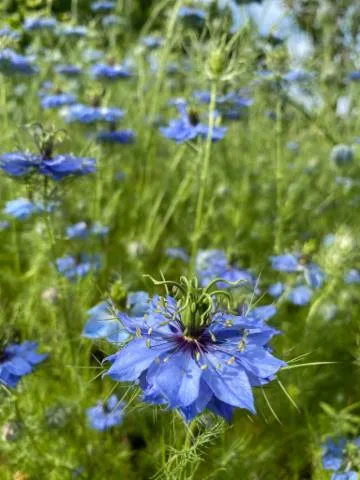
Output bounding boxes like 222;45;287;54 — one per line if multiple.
274;98;283;254
190;81;218;272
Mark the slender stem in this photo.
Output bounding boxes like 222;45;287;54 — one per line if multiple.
190;82;218;272
274;98;283;254
184;420;197;450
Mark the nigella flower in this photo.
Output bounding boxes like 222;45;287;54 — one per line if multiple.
102;15;123;27
3;198;48;220
287;285;312;306
83;292;149;343
160;100;226;143
61;104;124;124
0;341;47;388
0;27;21;40
270;253;325;289
95;129;135;144
332;473;358;480
141;35;163;49
267;282;285;298
330;145;354;167
91;1;116;13
38;155;96;180
178;7;206;28
0;152;39;176
196;250;255;289
87;395;125;431
91;63;132;80
66;221;109;239
0;49;38;76
40;93;77;109
348;71;360;82
344;269;360;285
56;254;100;279
91;222;109;237
105;277;285;422
54;64;82;77
193;91;253;120
57;25;88;38
23;17;57;31
322;437;360;479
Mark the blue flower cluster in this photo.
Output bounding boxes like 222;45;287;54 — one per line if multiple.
322;438;359;480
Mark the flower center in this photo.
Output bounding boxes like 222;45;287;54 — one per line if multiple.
188;109;200;126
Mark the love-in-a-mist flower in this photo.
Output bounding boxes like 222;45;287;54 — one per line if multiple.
0;49;38;76
91;63;132;80
61;104;124;124
56;254;100;279
105;276;285;422
270;253;325;289
160;100;227;143
0;341;47;388
91;1;116;13
23;17;57;31
178;7;206;28
54;64;82;77
95;129;135;144
86;395;125;431
322;437;360;479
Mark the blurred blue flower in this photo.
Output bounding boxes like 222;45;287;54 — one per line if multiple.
40;93;77;109
54;64;82;76
0;27;21;40
83;301;129;343
91;63;132;80
332;473;358;480
0;220;9;230
87;395;125;431
56;254;100;279
23;17;57;31
287;285;312;306
166;247;190;262
0;49;38;75
178;7;206;28
66;222;88;239
0;152;39;176
62;104;124;124
348;71;360;82
270;253;325;289
39;155;96;180
160;100;226;143
0;341;47;388
102;15;123;27
3;198;44;220
344;269;360;285
57;25;88;37
330;145;354;167
105;294;285;421
141;35;163;49
268;282;285;298
322;438;346;471
95;129;135;144
91;1;116;13
91;222;109;237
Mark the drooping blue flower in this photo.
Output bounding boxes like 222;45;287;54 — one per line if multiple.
3;198;44;220
344;269;360;285
287;285;312;306
56;254;100;279
86;395;125;431
23;17;57;31
178;7;206;28
270;253;325;289
66;222;88;239
40;93;77;109
91;63;132;80
54;64;82;76
91;1;116;13
0;341;47;388
160;100;226;143
61;104;124;124
0;49;38;76
105;290;285;422
95;129;135;144
39;155;96;180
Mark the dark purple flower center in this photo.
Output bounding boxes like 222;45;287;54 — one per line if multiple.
0;350;10;363
188;109;200;126
174;326;212;353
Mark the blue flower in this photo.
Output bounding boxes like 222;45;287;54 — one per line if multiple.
40;93;77;109
23;17;57;31
39;155;96;180
3;198;44;220
54;64;82;76
83;292;149;343
178;7;206;28
95;129;135;144
322;438;346;471
61;104;124;124
332;473;358;480
56;254;100;279
141;35;163;49
330;145;354;167
0;341;47;388
91;63;132;80
160;101;226;143
102;14;123;27
0;49;38;76
0;152;39;176
344;269;360;284
57;25;88;37
194;91;253;120
270;253;325;289
66;222;88;239
287;285;312;306
86;395;125;431
91;1;116;13
348;71;360;82
268;282;285;298
105;291;285;422
91;222;109;237
166;247;190;262
0;27;21;40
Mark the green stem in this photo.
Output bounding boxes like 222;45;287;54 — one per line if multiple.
274;98;283;253
190;82;218;272
184;420;197;451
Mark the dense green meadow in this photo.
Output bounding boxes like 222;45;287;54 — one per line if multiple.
1;1;360;479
